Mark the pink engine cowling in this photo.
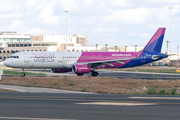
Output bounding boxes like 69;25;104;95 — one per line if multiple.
51;68;71;73
72;65;92;73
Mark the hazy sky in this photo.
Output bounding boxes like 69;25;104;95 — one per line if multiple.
0;0;180;52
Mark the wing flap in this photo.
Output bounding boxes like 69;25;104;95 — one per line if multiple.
104;63;114;67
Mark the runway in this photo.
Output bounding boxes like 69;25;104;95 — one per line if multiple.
4;69;180;80
94;70;180;80
0;92;180;120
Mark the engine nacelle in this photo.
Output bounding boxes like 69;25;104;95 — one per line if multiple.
51;68;71;73
72;65;92;74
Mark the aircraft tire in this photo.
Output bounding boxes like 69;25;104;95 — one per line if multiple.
21;73;25;76
91;71;98;77
77;73;84;76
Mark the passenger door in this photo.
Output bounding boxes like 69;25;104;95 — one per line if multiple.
24;53;33;68
58;53;63;67
24;53;29;63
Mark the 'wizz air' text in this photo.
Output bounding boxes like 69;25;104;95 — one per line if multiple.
33;53;55;63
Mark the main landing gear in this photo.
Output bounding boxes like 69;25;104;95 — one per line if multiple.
21;68;25;76
77;73;84;76
76;71;99;77
91;71;98;77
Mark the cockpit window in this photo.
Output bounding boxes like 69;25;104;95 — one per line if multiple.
10;56;19;59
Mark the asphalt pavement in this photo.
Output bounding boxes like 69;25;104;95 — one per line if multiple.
0;84;94;94
0;92;180;120
94;70;180;80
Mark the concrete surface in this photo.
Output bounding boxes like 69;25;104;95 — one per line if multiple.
0;84;93;94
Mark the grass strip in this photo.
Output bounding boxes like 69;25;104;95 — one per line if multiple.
146;86;179;95
3;70;46;75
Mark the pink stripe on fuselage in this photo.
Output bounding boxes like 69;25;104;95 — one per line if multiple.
76;52;139;68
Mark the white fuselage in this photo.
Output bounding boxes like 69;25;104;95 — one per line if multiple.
4;52;82;69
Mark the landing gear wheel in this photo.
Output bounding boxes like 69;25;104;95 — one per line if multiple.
21;68;25;76
21;73;25;76
77;73;84;76
91;71;98;77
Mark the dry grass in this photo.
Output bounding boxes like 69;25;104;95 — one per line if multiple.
0;76;180;94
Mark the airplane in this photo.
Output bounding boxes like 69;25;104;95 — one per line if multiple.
4;28;169;77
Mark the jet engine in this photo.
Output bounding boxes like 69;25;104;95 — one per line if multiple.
51;68;71;73
72;65;92;73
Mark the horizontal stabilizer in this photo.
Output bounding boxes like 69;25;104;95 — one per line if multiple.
152;54;175;60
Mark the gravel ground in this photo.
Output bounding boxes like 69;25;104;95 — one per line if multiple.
0;76;180;94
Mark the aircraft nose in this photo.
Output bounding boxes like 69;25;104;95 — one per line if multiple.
4;59;9;67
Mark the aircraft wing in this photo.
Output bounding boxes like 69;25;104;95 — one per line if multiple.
75;57;138;68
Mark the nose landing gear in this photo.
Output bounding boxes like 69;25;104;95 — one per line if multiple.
21;73;25;76
21;68;25;76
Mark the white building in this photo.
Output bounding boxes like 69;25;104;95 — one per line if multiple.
126;47;144;52
42;34;81;47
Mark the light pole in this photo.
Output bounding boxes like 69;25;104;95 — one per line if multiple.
169;7;173;53
65;11;68;51
167;40;169;54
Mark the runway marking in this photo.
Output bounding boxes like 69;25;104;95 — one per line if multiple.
76;102;157;106
129;97;180;100
0;95;127;100
0;116;75;120
0;96;105;102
